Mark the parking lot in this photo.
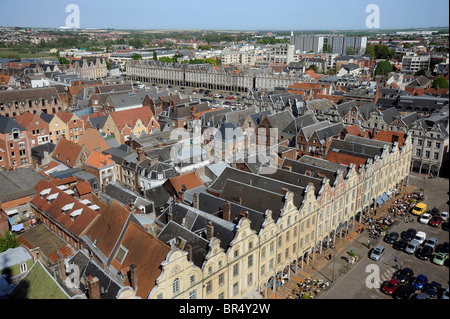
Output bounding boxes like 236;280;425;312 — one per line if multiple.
320;173;449;299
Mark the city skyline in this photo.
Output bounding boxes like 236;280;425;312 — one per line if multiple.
0;0;448;31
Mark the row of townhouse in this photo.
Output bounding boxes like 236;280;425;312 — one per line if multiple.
0;87;66;118
126;60;304;92
141;129;412;299
65;58;108;80
24;109;412;299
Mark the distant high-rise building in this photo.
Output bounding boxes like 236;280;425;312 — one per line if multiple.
290;34;324;54
327;36;367;55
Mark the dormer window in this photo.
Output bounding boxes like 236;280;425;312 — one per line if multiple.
70;208;83;220
62;203;75;214
47;193;58;203
40;188;51;198
115;245;128;264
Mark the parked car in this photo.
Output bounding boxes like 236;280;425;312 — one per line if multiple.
416;245;434;260
394;267;414;283
442;287;449;300
401;228;416;241
419;213;432;224
411;202;427;216
382;278;401;295
405;239;421;254
430;215;443;227
393;239;408;251
441;211;449;221
370;245;385;261
438;242;449;254
384;232;399;244
412;274;428;290
433;252;449;266
424;281;441;298
413;231;426;245
429;207;440;216
394;283;416;299
442;222;449;231
423;237;438;250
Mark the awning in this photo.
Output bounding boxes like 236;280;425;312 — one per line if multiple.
11;224;23;232
381;192;389;202
377;196;384;206
386;189;393;197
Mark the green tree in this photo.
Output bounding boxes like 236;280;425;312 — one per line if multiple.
374;60;393;76
0;231;20;253
58;56;70;64
153;50;157;61
414;69;426;76
432;76;449;89
131;53;142;60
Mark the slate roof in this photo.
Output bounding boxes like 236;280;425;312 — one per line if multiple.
209;166;304;208
219;179;287;221
0;115;26;133
157;220;210;268
0;168;48;204
67;250;123;299
156;202;236;251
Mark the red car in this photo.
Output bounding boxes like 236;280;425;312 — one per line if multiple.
430;215;443;227
382;278;401;295
225;96;235;100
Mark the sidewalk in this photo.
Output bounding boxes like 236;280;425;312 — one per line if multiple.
265;184;417;299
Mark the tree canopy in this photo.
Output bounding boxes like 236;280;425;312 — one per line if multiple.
0;231;20;253
374;60;393;76
432;76;449;89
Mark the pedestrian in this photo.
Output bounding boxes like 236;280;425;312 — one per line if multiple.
400;261;403;270
367;239;371;249
329;253;332;260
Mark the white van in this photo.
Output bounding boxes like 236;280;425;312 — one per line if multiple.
413;231;426;245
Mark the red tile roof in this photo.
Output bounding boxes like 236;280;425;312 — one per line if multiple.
31;180;100;237
109;106;156;131
325;151;367;171
110;221;171;299
168;171;204;194
85;150;113;169
373;130;407;147
78;128;110;154
52;137;84;168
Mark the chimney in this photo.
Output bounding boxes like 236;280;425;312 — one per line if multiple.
222;201;231;221
192;193;199;209
186;244;193;262
285;164;292;171
281;187;289;196
87;275;101;299
167;205;173;222
340;130;347;140
206;221;214;240
178;191;185;203
57;251;66;282
129;264;138;292
137;149;144;162
392;134;399;144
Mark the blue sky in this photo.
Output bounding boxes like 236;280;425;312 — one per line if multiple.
0;0;448;30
